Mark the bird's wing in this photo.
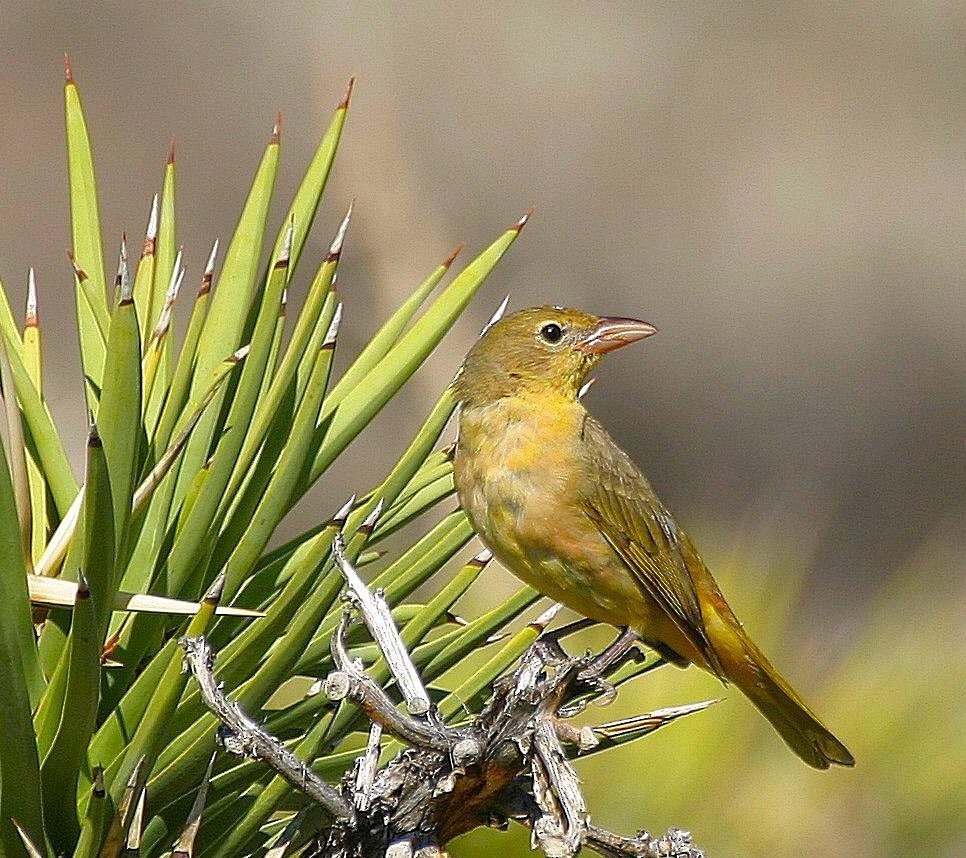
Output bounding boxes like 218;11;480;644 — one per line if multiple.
578;415;723;673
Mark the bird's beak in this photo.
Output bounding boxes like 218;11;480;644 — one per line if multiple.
577;317;658;354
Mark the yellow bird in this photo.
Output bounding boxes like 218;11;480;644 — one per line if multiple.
452;306;854;769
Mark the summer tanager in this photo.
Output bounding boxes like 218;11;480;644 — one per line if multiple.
452;306;854;769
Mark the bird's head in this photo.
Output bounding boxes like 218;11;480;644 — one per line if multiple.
453;306;657;406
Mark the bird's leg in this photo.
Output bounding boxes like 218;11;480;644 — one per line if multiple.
569;627;644;707
534;616;598;662
539;617;597;647
579;626;643;681
552;627;644;717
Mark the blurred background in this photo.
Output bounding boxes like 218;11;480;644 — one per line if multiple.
1;3;963;856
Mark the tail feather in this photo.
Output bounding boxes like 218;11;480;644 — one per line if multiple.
714;624;855;769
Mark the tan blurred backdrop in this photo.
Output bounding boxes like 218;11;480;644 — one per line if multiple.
1;3;964;856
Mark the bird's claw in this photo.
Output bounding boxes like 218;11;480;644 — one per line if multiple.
535;624;646;714
577;626;642;684
567;673;618;710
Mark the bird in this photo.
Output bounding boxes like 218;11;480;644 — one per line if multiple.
451;306;854;769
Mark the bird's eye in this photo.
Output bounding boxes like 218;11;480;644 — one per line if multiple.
539;322;564;344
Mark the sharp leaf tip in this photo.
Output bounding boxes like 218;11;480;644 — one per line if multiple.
443;242;465;269
514;207;535;231
340;76;356;109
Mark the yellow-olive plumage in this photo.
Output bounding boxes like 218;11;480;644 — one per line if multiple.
452;306;854;769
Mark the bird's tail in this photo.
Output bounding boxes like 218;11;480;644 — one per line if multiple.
711;616;855;769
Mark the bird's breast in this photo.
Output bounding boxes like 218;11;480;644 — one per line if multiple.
455;398;580;545
454;397;640;624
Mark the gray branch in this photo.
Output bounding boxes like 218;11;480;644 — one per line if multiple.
586;825;704;858
182;546;708;858
325;611;472;753
332;531;430;715
179;635;354;823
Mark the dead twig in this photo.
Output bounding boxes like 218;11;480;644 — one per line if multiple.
182;542;709;857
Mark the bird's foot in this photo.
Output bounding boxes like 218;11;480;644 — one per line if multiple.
536;623;645;714
531;617;600;674
568;627;645;707
578;626;643;682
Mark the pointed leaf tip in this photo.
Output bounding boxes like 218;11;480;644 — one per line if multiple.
199;239;218;295
117;235;132;301
361;498;384;533
271;111;283;143
205;573;226;604
153;247;185;340
147;194;159;238
144;193;159;247
481;295;511;337
443;242;465;270
514;207;535;231
64;53;73;83
13;819;45;858
67;249;88;282
151;260;182;342
161;248;185;309
340;77;356;110
594;699;720;741
323;302;343;347
204;239;219;274
332;494;357;526
167;136;176;165
531;602;563;630
327;201;354;259
171;269;186;304
25;268;38;326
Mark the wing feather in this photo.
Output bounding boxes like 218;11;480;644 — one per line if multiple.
578;415;723;673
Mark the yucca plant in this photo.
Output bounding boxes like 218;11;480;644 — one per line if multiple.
0;60;547;856
0;62;709;858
